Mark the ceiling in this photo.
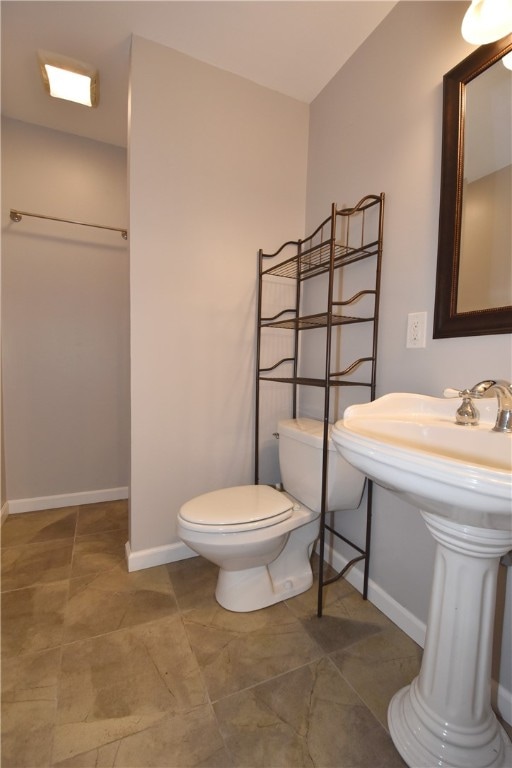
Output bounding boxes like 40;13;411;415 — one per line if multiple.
1;1;396;147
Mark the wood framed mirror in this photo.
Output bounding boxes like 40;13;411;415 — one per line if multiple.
433;34;512;338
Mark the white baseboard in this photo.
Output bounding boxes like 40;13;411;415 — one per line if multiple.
323;542;427;647
1;502;9;526
7;487;129;515
125;540;197;572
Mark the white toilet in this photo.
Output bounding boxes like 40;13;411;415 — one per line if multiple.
177;417;365;611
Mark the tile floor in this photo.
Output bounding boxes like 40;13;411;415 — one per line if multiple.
1;501;423;767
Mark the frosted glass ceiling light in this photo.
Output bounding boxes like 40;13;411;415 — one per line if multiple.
461;0;512;44
38;50;99;107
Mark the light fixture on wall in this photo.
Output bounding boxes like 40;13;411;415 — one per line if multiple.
461;0;512;44
38;50;99;107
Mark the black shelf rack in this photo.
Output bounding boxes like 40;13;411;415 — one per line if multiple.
254;193;385;616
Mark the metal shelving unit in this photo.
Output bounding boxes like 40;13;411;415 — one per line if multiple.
255;193;385;617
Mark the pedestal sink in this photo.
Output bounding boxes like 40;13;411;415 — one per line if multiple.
332;393;512;768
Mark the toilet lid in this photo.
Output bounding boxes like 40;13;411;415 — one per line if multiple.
179;485;293;531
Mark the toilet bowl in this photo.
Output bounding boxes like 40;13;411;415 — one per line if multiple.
177;417;365;612
178;484;318;611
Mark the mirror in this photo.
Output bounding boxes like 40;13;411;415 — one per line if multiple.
434;34;512;338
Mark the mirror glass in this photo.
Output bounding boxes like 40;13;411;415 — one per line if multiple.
458;59;511;312
434;35;512;338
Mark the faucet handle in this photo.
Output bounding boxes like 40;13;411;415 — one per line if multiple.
443;388;464;398
444;381;496;399
443;388;480;425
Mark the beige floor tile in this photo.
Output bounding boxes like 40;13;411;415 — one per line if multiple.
53;706;233;768
76;501;128;537
2;698;56;767
1;507;78;548
1;648;61;768
51;741;121;767
183;601;323;701
1;539;74;592
113;706;233;768
1;582;68;657
53;616;209;764
214;656;405;767
71;529;127;578
1;646;61;699
63;564;179;643
330;624;423;728
0;529;436;767
166;555;219;612
293;585;393;654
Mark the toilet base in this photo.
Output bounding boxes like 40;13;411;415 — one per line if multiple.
215;514;319;611
216;560;313;612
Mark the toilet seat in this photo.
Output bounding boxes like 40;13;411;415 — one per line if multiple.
178;485;294;533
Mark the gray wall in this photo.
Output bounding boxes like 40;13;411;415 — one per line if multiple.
128;38;309;561
305;0;512;709
2;118;130;504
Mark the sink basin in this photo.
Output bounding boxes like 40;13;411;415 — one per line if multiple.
332;392;512;530
332;392;512;768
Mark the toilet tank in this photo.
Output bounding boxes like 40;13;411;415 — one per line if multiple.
278;417;365;513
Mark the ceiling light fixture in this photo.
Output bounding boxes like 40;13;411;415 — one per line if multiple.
38;50;99;107
461;0;512;44
503;50;512;68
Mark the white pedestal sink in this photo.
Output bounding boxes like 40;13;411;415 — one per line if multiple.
332;393;512;768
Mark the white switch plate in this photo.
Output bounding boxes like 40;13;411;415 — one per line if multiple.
406;311;427;348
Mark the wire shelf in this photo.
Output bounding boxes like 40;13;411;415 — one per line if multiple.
260;312;374;330
262;240;379;280
258;376;373;388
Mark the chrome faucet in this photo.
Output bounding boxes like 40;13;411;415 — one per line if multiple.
468;379;512;433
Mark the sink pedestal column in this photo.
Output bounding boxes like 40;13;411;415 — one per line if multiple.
388;512;512;768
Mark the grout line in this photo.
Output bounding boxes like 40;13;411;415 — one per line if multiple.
326;653;394;735
206;653;328;707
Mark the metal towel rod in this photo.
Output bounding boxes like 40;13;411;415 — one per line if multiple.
9;209;128;240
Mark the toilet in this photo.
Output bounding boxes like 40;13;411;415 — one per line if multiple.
177;417;365;612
